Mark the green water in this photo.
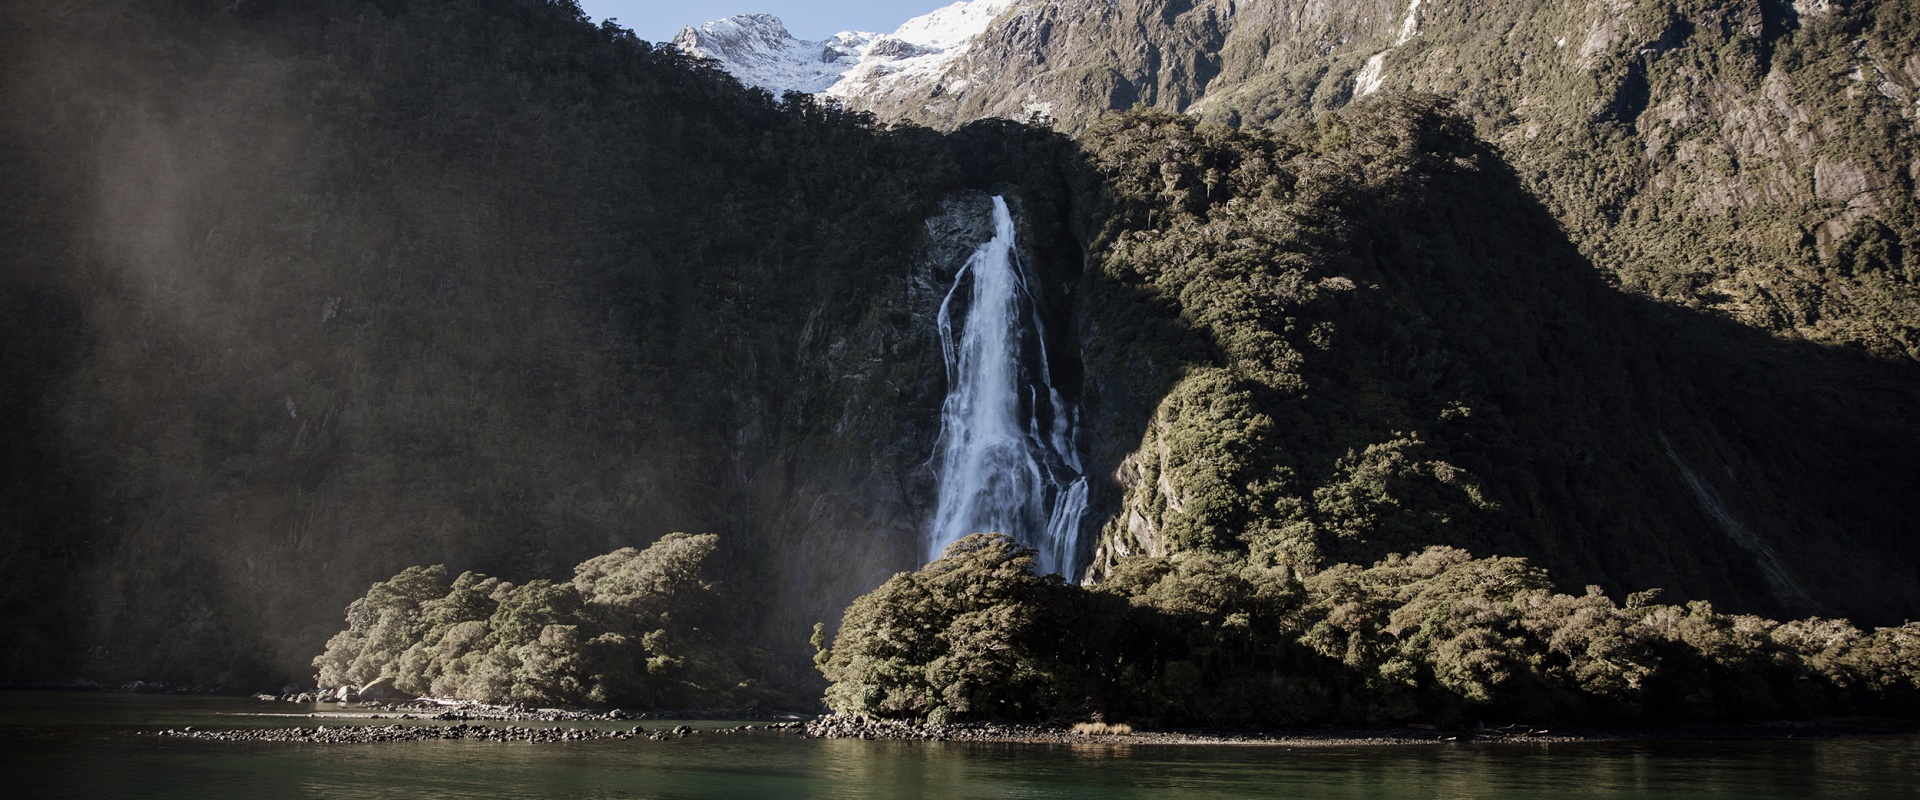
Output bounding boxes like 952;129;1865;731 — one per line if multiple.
2;693;1917;798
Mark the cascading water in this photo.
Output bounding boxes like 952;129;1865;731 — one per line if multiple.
928;196;1089;577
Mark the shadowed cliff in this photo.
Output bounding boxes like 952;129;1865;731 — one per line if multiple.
1073;102;1920;623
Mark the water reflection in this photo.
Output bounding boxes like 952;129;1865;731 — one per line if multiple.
2;694;1916;799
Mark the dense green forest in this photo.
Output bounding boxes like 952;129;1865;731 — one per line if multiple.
3;0;1917;724
819;534;1920;726
1073;101;1919;625
313;534;792;708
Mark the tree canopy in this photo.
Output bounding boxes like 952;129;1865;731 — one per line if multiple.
314;533;787;708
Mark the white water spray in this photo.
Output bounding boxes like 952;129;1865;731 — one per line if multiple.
928;196;1089;577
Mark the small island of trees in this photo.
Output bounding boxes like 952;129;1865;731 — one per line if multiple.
319;532;1920;728
313;533;787;709
814;534;1920;727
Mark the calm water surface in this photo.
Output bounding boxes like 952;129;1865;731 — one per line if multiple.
2;693;1916;798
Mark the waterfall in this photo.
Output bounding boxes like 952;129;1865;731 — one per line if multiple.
928;196;1089;577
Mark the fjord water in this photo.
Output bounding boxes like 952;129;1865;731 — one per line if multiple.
5;694;1918;799
929;196;1089;576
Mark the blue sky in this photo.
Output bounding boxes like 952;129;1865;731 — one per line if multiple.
576;1;949;44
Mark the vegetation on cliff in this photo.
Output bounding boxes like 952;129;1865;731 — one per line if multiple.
819;534;1920;726
1074;101;1918;624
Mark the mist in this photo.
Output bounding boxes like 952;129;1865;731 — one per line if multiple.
0;0;955;689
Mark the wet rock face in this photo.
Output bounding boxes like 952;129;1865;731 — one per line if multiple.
734;190;1036;664
921;194;1000;281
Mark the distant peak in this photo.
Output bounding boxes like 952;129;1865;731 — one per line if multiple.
671;14;799;52
669;1;1023;99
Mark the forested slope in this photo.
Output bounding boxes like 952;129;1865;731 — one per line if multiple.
1072;102;1919;625
1;0;1914;697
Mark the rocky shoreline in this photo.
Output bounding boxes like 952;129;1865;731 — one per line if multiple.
801;715;1583;745
250;695;808;724
137;709;1919;747
30;686;1891;748
16;679;1918;748
799;715;1920;747
156;720;808;744
148;714;1913;747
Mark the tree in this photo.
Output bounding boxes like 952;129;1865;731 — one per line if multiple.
818;534;1084;722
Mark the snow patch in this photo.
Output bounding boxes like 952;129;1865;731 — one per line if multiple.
1354;53;1390;97
893;0;1017;50
1353;0;1426;98
1394;0;1425;46
1021;98;1056;122
670;14;872;95
669;1;1020;102
827;0;1018;102
1792;0;1832;18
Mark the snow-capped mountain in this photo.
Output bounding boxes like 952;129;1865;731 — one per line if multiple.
669;0;1017;102
667;14;872;95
